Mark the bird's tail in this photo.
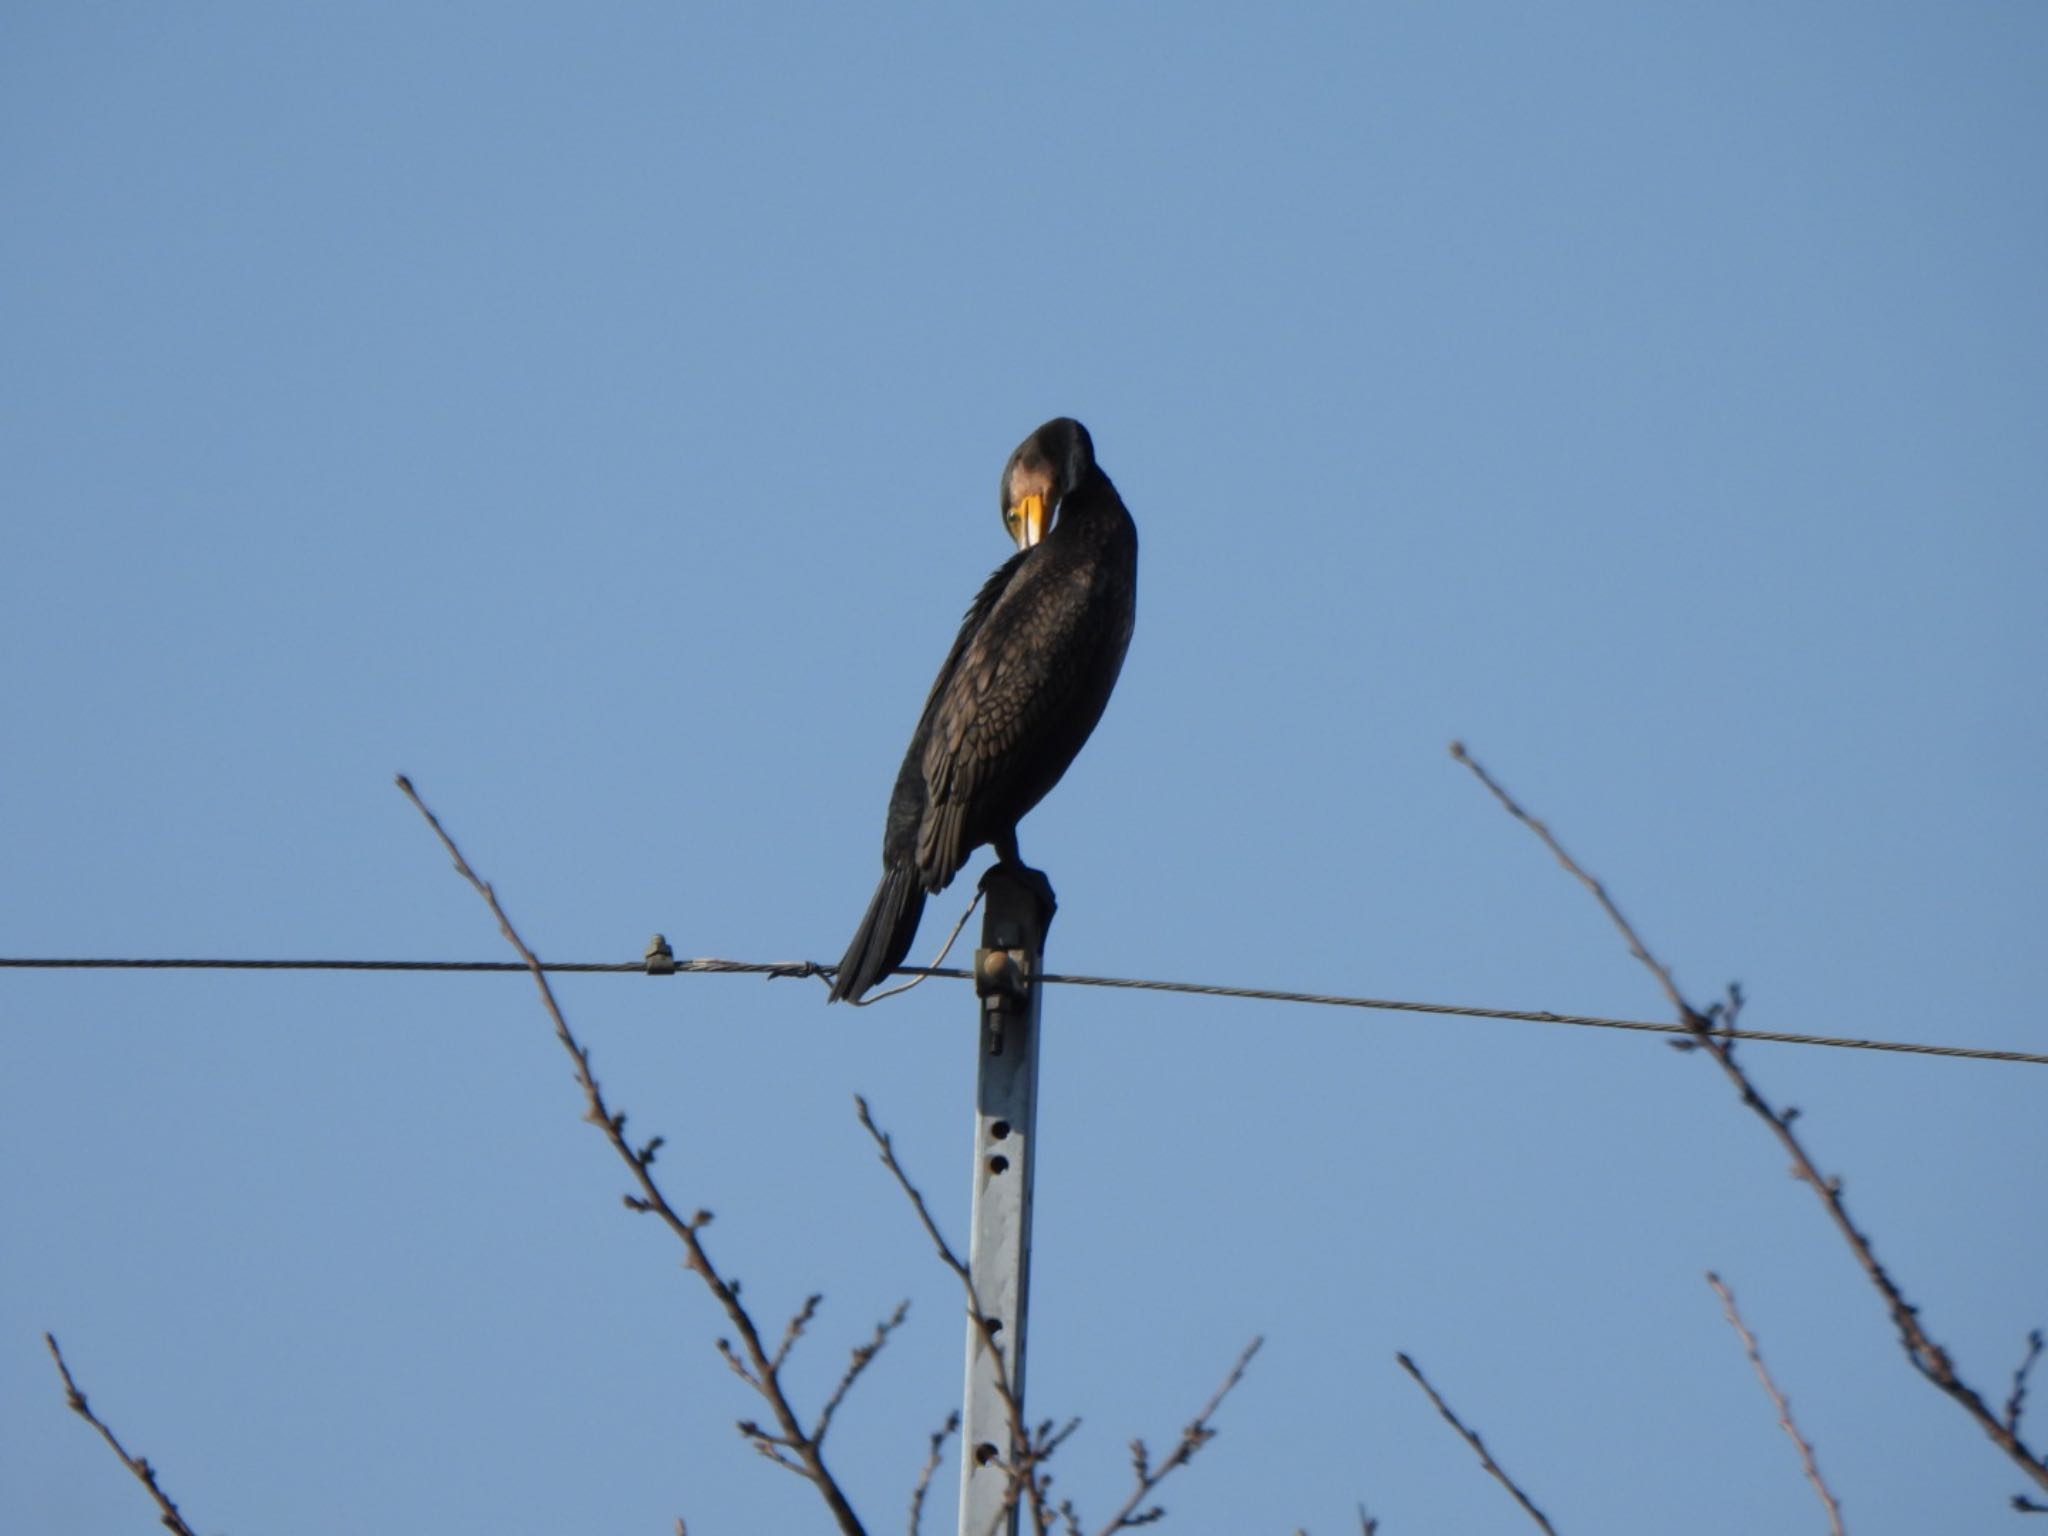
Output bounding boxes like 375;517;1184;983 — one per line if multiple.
829;863;927;1004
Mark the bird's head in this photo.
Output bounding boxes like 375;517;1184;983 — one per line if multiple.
999;417;1094;551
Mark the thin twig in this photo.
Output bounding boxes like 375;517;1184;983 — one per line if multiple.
398;775;871;1536
816;1300;912;1445
1451;741;2048;1500
43;1334;200;1536
1397;1351;1557;1535
909;1411;961;1536
1088;1337;1264;1535
2015;1334;2048;1515
2010;1332;2045;1435
770;1293;825;1376
852;1098;977;1296
1707;1271;1846;1535
1449;743;1690;1019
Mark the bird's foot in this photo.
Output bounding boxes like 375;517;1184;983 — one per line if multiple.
980;859;1058;927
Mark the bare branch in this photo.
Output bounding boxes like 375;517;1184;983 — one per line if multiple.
909;1411;961;1536
772;1293;825;1376
44;1334;200;1536
1449;743;1689;1017
1089;1338;1263;1536
855;1094;975;1289
1397;1351;1556;1535
398;775;868;1536
816;1300;912;1445
1707;1271;1845;1535
1450;743;2048;1499
2010;1332;2045;1436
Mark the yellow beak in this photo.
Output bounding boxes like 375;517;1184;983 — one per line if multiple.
1010;493;1048;550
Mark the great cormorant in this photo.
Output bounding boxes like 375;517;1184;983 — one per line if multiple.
830;418;1138;1003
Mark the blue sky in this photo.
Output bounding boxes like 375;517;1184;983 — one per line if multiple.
4;4;2044;1532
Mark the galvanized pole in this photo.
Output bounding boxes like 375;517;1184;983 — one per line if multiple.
958;866;1053;1536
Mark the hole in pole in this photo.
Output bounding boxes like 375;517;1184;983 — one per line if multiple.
986;1317;1003;1336
975;1442;1000;1466
987;1154;1009;1175
990;1120;1011;1140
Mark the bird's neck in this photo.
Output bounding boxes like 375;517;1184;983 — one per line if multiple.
1054;472;1121;539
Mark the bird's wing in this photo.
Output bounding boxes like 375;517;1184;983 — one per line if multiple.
917;564;1109;877
875;549;1030;874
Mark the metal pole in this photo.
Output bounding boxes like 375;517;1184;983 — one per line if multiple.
958;866;1053;1536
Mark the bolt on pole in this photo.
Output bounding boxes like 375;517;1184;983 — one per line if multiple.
958;865;1054;1536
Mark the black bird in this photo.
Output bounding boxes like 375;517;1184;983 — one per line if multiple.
830;418;1138;1003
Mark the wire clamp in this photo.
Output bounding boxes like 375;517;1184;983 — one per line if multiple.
975;946;1028;1003
643;934;677;975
